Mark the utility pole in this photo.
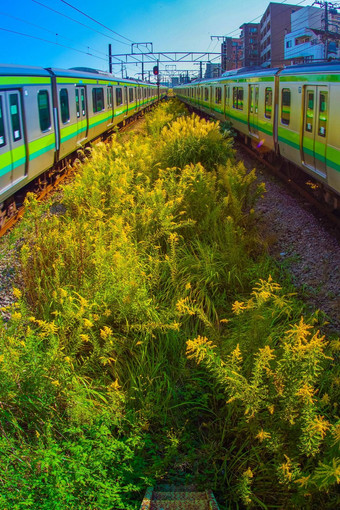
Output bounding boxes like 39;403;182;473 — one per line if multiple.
314;1;340;59
109;44;112;73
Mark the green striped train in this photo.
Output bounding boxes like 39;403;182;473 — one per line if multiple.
175;62;340;208
0;64;166;205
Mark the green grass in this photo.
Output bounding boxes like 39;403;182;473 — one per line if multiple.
0;100;339;509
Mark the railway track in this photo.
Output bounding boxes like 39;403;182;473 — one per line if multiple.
0;111;147;239
237;138;340;232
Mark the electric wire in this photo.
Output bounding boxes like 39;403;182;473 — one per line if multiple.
0;27;108;64
58;0;134;43
32;0;130;47
0;10;108;59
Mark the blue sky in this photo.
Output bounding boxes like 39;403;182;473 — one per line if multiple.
0;0;314;78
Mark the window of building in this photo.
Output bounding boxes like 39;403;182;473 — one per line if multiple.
92;88;104;113
107;86;113;108
129;88;134;103
281;88;291;125
116;87;122;106
204;87;209;101
286;40;292;48
37;90;51;132
265;87;272;119
318;91;328;137
215;87;222;104
0;96;6;147
75;89;80;118
60;89;70;124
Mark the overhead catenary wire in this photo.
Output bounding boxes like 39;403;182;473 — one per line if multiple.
58;0;134;43
0;27;108;65
0;10;109;59
32;0;131;47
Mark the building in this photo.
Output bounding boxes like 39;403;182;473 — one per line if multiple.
221;38;242;71
239;23;260;67
284;6;340;64
260;2;303;67
205;63;222;79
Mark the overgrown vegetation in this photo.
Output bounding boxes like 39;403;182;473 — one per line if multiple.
0;100;339;509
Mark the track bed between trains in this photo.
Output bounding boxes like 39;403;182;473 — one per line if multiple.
238;145;340;333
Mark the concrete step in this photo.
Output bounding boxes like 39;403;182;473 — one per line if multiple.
150;500;209;510
139;486;221;510
152;491;208;501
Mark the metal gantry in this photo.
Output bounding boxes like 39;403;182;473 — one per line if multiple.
108;44;220;81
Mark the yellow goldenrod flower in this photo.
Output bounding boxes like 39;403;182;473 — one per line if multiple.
295;383;316;404
232;301;247;315
12;287;22;299
243;468;254;478
256;429;271;442
307;415;331;439
83;318;93;328
111;379;121;391
100;326;113;340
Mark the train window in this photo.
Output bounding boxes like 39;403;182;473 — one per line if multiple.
116;88;122;106
265;87;272;119
225;86;230;106
92;88;104;113
75;89;80;118
60;89;70;124
237;88;243;110
281;88;291;125
124;88;127;104
204;88;209;101
38;90;51;132
81;88;86;116
107;86;113;109
129;88;134;103
215;87;222;104
318;92;327;137
0;97;6;147
233;87;243;110
305;91;314;132
9;94;22;140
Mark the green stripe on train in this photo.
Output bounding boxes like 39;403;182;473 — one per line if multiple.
0;76;51;86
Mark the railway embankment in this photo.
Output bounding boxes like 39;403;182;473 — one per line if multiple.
0;100;339;509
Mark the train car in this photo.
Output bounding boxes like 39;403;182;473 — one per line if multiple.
175;62;340;206
277;63;340;198
0;65;55;203
0;64;160;205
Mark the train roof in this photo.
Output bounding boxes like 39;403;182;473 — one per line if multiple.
0;63;51;77
280;61;340;75
0;63;158;86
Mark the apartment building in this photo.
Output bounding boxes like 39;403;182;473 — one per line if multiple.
239;23;260;67
260;2;302;67
221;37;243;71
284;6;340;64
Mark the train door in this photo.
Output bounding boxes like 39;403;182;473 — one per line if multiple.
248;84;259;136
0;90;26;190
224;85;230;116
107;86;114;126
302;86;328;178
124;86;128;115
